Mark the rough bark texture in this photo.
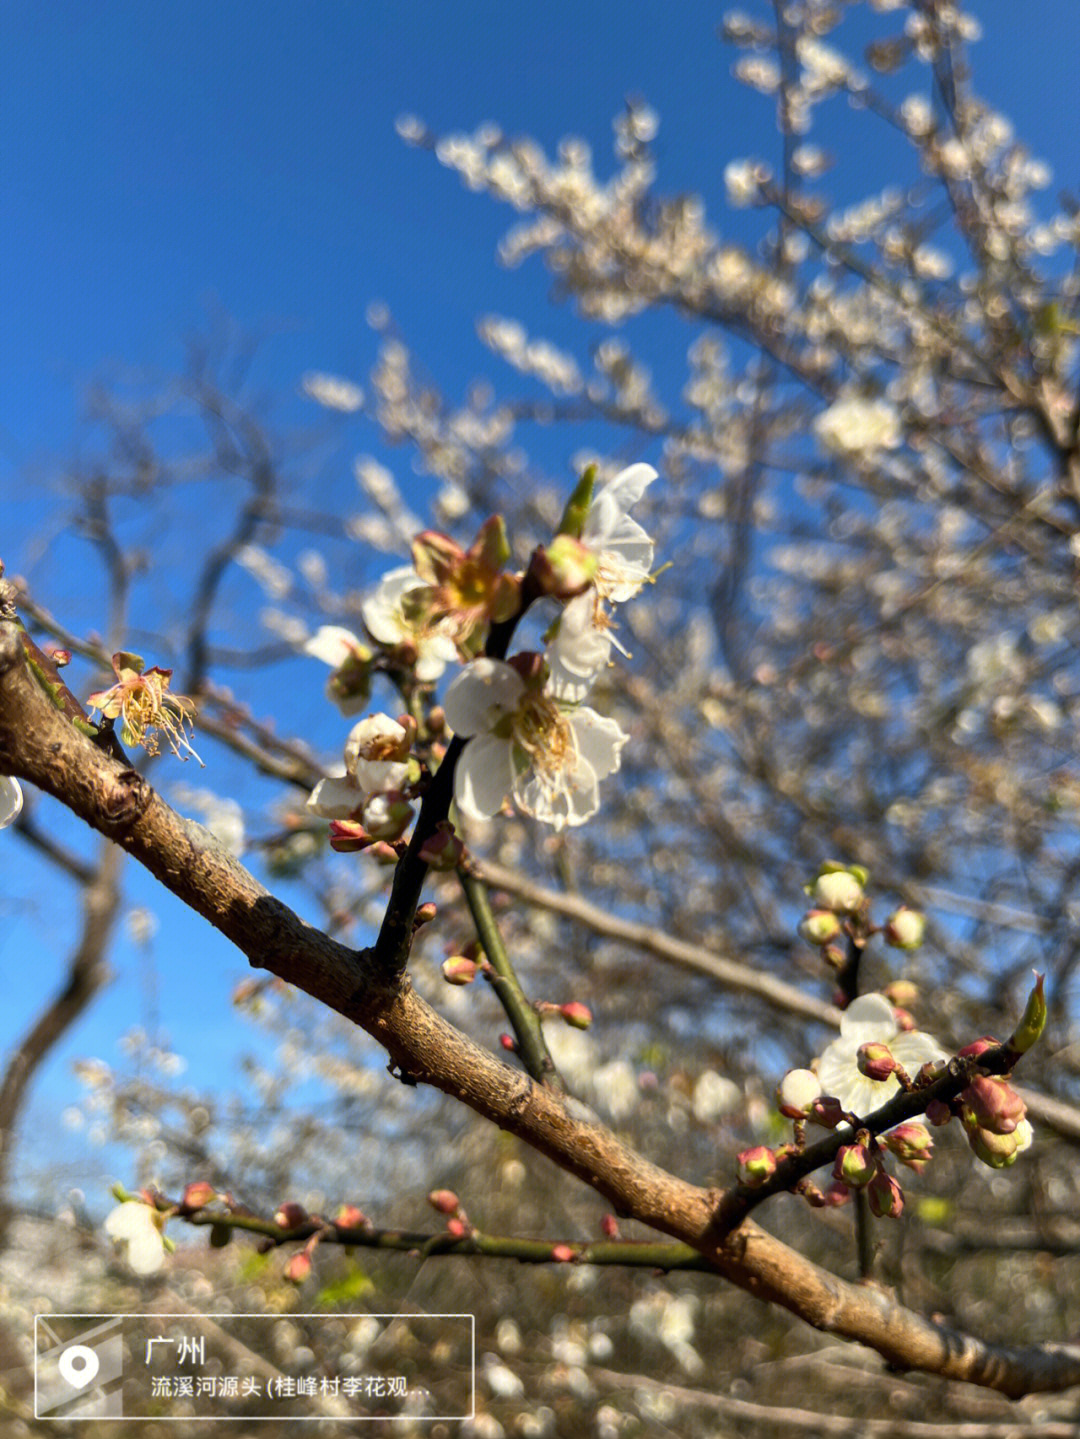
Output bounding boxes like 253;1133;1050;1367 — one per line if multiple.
1;618;1078;1398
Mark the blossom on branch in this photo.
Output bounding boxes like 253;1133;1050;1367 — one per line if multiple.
303;626;374;715
361;567;458;682
443;654;627;830
308;713;416;819
103;1199;167;1275
815;992;948;1120
87;652;202;763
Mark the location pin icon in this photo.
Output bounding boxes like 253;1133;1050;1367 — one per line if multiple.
58;1344;100;1390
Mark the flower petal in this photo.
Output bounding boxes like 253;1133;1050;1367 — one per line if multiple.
444;659;524;737
303;625;365;666
307;775;361;819
568;707;628;782
0;776;23;829
454;734;516;821
838;992;896;1044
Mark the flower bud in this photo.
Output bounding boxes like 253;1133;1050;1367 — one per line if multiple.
812;869;865;914
924;1098;953;1127
891;1007;915;1033
551;1243;576;1263
822;1180;852;1207
884;1122;933;1171
413;902;438;929
736;1146;778;1187
866;1169;904;1218
446;1217;467;1239
883;907;926;949
442;956;479;986
967;1125;1020;1169
362;791;414;842
810;1095;847;1129
180;1181;217;1211
857;1041;898;1082
527;535;599;600
427;1189;460;1216
274;1202;309;1231
1007;972;1046;1056
957;1036;999;1061
334;1205;368;1229
329;819;373;852
418;821;465;870
961;1075;1026;1135
799;909;842;946
776;1068;823;1119
884;979;919;1008
833;1142;876;1189
601;1214;620;1239
284;1250;312;1283
559;1002;593;1030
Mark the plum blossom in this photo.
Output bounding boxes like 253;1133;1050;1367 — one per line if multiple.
0;776;22;829
443;655;627;830
816;992;948;1120
303;626;373;715
307;714;415;819
104;1200;167;1275
581;463;657;603
87;653;201;763
546;463;657;698
361;567;458;682
814;396;902;457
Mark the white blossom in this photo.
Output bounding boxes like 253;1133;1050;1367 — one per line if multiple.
815;396;902;457
361;567;457;682
104;1200;166;1275
0;776;23;828
307;714;412;818
816;993;949;1119
444;657;627;831
581;463;657;603
300;372;364;412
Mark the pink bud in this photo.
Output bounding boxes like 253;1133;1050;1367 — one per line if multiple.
957;1036;999;1060
446;1217;467;1239
866;1169;904;1218
180;1181;217;1211
833;1142;876;1189
418;821;465;870
441;956;479;986
551;1244;576;1263
427;1189;460;1216
736;1146;778;1188
891;1007;916;1032
856;1041;898;1082
274;1202;309;1231
924;1098;953;1127
884;1122;933;1170
810;1095;847;1129
601;1214;620;1239
499;1034;517;1052
967;1125;1021;1169
334;1205;368;1229
559;1002;593;1030
527;535;598;600
822;1180;852;1208
284;1250;312;1283
329;819;372;852
961;1075;1026;1135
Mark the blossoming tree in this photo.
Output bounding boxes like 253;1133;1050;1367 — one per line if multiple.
3;0;1080;1428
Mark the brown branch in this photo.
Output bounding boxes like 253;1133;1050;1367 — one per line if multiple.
0;838;121;1244
1;617;1078;1396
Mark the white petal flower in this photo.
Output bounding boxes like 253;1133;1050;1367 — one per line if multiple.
303;625;364;667
815;396;902;457
444;657;628;831
581;463;657;602
546;591;615;701
816;993;948;1119
104;1200;166;1275
0;776;23;829
361;567;458;682
307;714;412;818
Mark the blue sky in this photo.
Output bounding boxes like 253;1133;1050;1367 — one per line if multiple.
3;1;1079;1209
